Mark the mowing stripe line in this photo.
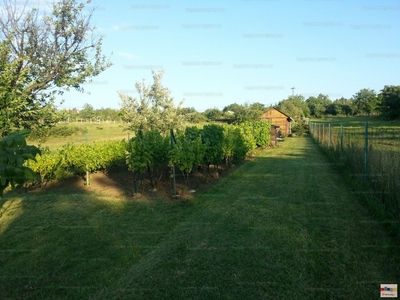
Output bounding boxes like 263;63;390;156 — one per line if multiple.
0;276;37;279
185;247;345;252
358;220;400;223
112;245;162;249
58;225;98;229
361;245;400;248
299;249;339;252
0;249;39;252
127;231;165;234
237;282;278;285
187;247;273;250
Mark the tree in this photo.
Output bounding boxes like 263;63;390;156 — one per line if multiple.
0;41;34;136
180;107;197;115
352;88;379;116
306;94;331;118
58;109;70;122
249;102;266;112
79;103;95;121
223;103;243;114
325;103;341;116
0;42;62;139
379;85;400;119
203;108;223;121
232;102;265;124
277;101;302;118
277;95;310;118
119;70;186;134
0;0;111;136
96;107;120;121
222;102;266;124
326;97;353;116
341;103;354;116
222;103;244;123
179;107;207;123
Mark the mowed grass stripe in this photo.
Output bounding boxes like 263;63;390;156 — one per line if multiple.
1;137;399;299
0;192;195;299
94;137;399;300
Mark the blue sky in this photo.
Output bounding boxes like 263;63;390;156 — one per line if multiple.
58;0;400;112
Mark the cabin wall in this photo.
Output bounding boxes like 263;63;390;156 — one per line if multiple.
260;108;292;135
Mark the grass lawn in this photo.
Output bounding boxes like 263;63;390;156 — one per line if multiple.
26;122;131;150
26;121;206;151
1;137;399;299
310;115;400;128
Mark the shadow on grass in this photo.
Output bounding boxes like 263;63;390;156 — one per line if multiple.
0;180;197;299
0;137;399;299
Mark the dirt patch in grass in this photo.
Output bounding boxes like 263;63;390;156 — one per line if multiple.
15;162;242;201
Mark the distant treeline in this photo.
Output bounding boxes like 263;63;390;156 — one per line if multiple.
201;85;400;122
272;85;400;120
58;85;400;125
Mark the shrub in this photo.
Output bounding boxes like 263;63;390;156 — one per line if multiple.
29;125;88;139
0;130;40;195
201;124;225;166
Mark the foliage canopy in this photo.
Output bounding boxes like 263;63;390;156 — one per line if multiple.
0;0;111;136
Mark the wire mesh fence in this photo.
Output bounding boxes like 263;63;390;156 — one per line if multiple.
310;122;400;221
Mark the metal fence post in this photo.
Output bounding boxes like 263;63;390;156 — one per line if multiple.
328;124;331;148
340;125;343;159
365;122;369;182
318;123;321;143
170;129;177;196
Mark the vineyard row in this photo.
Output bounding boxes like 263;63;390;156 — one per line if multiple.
27;122;271;187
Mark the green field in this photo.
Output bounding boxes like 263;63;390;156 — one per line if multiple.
310;115;400;128
1;137;398;299
26;122;131;150
26;121;207;151
23;117;399;157
309;116;400;223
29;117;400;152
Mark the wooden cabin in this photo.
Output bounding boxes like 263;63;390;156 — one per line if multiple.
260;108;293;136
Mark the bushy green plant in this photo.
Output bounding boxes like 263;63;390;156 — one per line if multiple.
291;119;309;135
0;130;40;196
201;124;224;166
222;125;248;165
29;140;126;186
29;125;88;139
184;126;202;141
238;122;257;153
126;130;169;174
232;127;250;163
169;130;206;174
126;130;169;191
252;120;271;147
29;151;63;185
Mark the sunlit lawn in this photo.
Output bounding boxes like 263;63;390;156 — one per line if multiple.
311;115;400;128
26;122;131;150
26;121;208;151
1;137;399;299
